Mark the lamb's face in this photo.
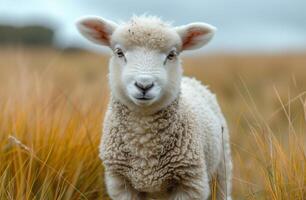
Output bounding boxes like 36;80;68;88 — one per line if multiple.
76;15;216;113
108;22;184;108
108;45;181;107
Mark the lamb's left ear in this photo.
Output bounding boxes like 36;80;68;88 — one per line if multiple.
76;16;118;47
175;23;216;51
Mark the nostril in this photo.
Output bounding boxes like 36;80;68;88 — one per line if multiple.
145;83;154;90
134;82;143;90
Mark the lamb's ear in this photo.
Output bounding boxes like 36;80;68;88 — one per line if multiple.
175;23;216;51
76;16;118;46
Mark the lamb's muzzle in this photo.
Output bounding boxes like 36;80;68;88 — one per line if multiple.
76;14;232;200
134;75;155;95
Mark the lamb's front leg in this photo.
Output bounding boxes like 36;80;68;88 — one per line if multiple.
169;172;210;200
105;172;144;200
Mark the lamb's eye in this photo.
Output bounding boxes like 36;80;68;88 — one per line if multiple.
167;50;177;61
114;48;125;58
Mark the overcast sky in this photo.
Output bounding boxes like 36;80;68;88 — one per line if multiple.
0;0;306;53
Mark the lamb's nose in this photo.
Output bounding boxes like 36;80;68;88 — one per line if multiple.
135;75;155;93
135;81;154;93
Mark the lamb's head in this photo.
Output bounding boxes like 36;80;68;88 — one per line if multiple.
76;15;216;114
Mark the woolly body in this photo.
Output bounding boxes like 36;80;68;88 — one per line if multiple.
100;77;231;199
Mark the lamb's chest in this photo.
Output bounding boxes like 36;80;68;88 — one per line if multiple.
102;129;200;193
102;131;180;192
126;156;175;192
101;102;201;192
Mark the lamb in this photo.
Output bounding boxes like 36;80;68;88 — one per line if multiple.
76;15;232;200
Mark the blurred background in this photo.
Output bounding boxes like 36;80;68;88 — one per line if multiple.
0;1;305;200
1;0;306;53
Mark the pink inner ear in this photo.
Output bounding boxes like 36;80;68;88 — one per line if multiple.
83;21;110;45
182;28;208;49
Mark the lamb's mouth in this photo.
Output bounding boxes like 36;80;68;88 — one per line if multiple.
132;95;156;106
135;96;153;101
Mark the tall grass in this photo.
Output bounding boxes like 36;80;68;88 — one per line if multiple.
0;48;305;199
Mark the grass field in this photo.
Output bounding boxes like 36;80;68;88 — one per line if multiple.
0;47;305;199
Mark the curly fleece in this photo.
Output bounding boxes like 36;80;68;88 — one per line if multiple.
112;16;181;51
100;77;232;199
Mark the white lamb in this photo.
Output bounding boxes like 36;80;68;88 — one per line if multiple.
76;15;232;200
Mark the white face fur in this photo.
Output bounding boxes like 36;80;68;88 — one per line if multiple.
76;16;216;114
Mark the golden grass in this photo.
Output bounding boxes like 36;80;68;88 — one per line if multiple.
0;47;305;200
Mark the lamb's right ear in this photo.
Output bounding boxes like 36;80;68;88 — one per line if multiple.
76;16;118;46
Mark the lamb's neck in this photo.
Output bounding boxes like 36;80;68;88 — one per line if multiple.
110;95;180;119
